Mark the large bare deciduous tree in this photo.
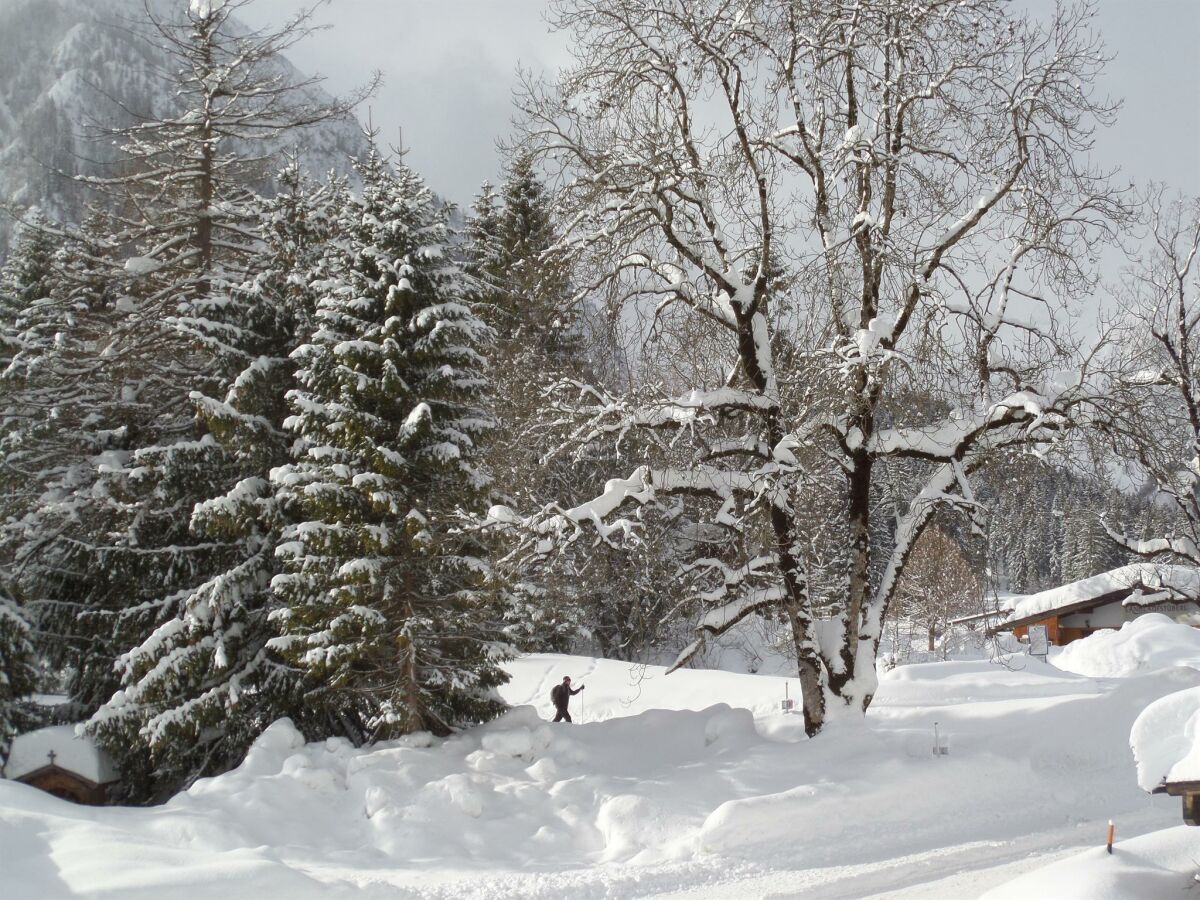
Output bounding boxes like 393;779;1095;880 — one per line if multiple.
1099;196;1200;571
501;0;1127;734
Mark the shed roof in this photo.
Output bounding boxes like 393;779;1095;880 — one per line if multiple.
3;725;118;785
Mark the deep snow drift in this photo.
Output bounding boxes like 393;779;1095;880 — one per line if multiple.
5;625;1200;898
1052;612;1200;678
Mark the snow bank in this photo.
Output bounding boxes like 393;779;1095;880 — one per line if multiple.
1054;614;1200;677
984;825;1199;899
2;653;1197;898
1052;614;1200;678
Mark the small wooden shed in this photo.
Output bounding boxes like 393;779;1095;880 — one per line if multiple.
1153;780;1200;826
3;724;119;805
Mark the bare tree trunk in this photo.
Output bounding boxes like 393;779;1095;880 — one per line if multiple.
830;452;873;707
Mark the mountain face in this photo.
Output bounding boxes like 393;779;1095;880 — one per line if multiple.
0;0;369;253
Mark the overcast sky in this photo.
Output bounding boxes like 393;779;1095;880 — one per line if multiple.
242;0;1199;207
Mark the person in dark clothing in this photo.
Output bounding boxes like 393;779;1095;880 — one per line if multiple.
550;675;585;722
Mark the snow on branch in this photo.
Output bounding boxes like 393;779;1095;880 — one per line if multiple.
678;554;779;603
666;586;787;675
484;455;795;574
544;379;780;462
866;387;1072;461
1102;522;1200;569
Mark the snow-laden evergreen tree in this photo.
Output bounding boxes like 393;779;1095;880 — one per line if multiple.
467;155;584;502
464;156;694;659
975;455;1149;594
0;211;55;367
0;213;58;509
87;165;348;792
0;215;132;725
466;159;597;652
0;220;54;736
270;145;506;741
479;154;582;367
0;583;37;767
0;1;366;798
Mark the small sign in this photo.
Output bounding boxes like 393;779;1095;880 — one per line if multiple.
780;698;796;713
1028;624;1050;658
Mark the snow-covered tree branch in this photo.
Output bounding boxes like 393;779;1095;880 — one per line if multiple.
1097;194;1200;570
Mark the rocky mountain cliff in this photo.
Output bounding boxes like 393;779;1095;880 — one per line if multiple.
0;0;368;253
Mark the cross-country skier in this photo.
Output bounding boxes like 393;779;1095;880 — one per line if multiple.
550;675;585;723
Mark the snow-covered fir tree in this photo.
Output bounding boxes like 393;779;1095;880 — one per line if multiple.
269;144;507;741
0;0;366;798
0;214;131;726
465;158;593;652
976;455;1149;594
467;155;697;657
0;583;37;767
87;165;348;793
473;154;582;368
466;156;584;508
0;220;55;737
0;211;55;367
0;213;59;508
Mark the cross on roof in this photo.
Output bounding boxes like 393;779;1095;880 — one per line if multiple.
47;749;57;766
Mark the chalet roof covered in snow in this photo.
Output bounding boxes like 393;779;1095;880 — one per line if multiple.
1001;563;1200;628
3;725;118;785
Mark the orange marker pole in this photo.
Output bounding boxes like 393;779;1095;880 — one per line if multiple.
1106;820;1115;854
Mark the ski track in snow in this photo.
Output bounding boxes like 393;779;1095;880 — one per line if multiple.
513;655;558;709
511;653;600;718
575;655;601;723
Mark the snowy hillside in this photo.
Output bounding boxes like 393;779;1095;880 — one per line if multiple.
0;0;367;251
6;623;1200;898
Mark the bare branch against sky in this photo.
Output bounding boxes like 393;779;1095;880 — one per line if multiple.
237;0;1199;205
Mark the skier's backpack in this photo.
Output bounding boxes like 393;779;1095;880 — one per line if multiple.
550;684;565;707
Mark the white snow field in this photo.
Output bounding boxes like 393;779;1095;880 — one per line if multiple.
5;622;1200;899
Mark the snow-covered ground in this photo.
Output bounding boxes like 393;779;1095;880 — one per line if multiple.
5;622;1200;898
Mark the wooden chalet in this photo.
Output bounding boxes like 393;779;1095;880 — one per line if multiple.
991;563;1200;647
3;724;119;805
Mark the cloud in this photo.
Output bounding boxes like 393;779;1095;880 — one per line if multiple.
243;0;1200;203
241;0;567;203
